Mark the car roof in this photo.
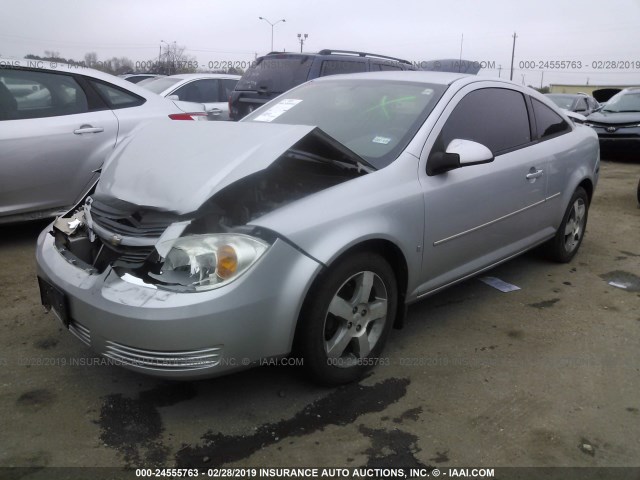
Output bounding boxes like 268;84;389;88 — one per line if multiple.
164;73;241;80
309;70;475;86
0;57;169;101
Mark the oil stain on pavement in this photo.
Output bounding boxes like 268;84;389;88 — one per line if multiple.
359;424;430;469
175;377;411;468
98;382;197;467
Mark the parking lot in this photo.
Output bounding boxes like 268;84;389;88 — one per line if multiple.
0;158;639;472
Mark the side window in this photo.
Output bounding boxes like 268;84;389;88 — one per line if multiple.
531;98;571;140
172;79;220;103
438;88;531;155
90;81;145;109
0;68;88;120
374;62;402;71
319;60;367;77
220;79;238;101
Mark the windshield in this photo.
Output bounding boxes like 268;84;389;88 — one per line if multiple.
236;56;313;93
139;77;182;94
602;90;640;112
546;94;576;110
243;79;446;169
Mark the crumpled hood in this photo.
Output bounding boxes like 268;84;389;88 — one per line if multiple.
586;110;640;124
95;121;317;214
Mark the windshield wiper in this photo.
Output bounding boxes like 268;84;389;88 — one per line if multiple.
287;149;373;174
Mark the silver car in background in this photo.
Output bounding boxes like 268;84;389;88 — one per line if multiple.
0;59;209;224
36;72;600;385
140;73;240;120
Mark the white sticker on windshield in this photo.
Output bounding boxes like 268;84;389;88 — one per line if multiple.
421;88;434;95
253;99;303;122
372;136;392;145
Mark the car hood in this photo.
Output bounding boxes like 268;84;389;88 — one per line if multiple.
94;121;363;215
586;110;640;124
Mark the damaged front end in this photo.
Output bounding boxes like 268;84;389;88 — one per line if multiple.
50;122;370;292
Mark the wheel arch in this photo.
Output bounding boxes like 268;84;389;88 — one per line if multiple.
292;238;410;354
578;177;594;204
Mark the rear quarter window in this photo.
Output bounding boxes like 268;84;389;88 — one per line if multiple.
90;81;145;109
319;60;367;76
532;98;571;140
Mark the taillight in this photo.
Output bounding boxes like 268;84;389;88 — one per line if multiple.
169;113;208;121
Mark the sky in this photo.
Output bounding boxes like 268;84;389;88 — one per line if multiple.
2;0;640;87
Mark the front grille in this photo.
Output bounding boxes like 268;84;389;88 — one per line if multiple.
102;242;155;265
90;200;174;238
590;122;640;129
103;341;222;371
69;321;91;346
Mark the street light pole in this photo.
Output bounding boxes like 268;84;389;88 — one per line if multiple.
297;33;308;53
259;17;286;52
159;40;169;73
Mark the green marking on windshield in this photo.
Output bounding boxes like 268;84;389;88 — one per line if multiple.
365;95;417;119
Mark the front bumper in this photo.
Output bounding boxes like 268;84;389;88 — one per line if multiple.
35;227;322;379
591;127;640;157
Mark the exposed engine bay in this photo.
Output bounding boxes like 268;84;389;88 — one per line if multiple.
51;134;369;277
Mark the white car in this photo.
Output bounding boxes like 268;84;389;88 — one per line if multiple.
0;58;209;224
140;73;240;120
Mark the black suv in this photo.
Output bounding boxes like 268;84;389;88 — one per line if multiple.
229;49;416;120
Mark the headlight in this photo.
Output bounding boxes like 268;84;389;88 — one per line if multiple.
153;234;269;291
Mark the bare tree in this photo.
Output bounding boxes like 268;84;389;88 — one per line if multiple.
156;43;198;75
84;52;98;69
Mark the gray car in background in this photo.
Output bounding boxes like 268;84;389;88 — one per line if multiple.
0;59;209;224
36;72;599;385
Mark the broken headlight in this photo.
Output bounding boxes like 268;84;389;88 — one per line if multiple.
153;234;269;291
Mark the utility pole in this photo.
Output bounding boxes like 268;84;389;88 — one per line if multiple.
540;70;544;89
297;33;308;53
509;32;517;81
498;64;502;78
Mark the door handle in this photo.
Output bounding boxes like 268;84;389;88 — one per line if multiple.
74;126;104;135
526;168;544;180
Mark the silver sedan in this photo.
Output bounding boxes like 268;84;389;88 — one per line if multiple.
0;59;209;224
36;72;600;384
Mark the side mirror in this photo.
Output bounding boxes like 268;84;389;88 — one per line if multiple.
427;139;494;175
167;94;180;101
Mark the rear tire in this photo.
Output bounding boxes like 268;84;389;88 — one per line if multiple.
297;252;397;386
545;187;589;263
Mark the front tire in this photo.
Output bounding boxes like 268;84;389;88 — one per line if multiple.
297;252;397;385
545;187;589;263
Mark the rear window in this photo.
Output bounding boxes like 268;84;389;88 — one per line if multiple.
140;77;182;94
236;56;313;93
